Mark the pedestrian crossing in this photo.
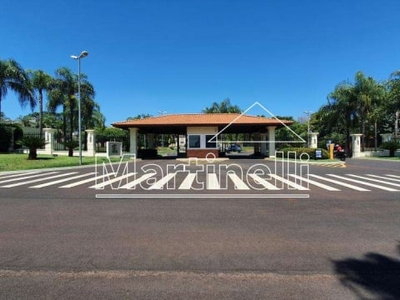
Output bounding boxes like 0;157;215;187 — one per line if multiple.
0;170;400;192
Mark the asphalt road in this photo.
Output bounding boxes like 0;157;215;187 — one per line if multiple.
0;157;399;299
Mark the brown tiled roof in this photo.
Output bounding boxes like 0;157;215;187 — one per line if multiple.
112;113;292;128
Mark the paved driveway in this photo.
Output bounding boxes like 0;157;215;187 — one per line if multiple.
0;158;399;299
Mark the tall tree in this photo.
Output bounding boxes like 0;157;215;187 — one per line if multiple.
48;67;96;148
48;67;75;142
353;71;386;150
203;98;242;113
386;71;400;138
0;59;35;121
324;81;358;150
27;69;53;138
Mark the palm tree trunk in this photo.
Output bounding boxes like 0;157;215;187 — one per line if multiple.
39;92;43;139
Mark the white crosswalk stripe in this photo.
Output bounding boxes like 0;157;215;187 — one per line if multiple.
206;173;220;190
1;170;400;193
30;172;96;188
228;173;250;190
59;173;115;188
269;174;309;191
118;172;156;189
366;174;400;182
148;173;176;190
289;174;340;191
0;171;58;184
1;172;77;188
89;172;136;189
0;171;40;180
179;173;197;190
348;174;400;188
327;174;399;192
247;174;281;190
308;174;370;191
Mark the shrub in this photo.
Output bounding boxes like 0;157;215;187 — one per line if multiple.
62;140;79;157
276;147;330;160
18;136;46;160
0;124;12;153
380;141;400;157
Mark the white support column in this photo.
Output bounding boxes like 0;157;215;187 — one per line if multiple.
129;128;138;155
43;128;55;155
351;133;363;158
85;129;95;157
310;132;319;148
268;126;276;157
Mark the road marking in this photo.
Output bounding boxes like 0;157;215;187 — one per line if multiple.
228;173;250;190
269;174;309;190
96;193;310;199
30;172;96;188
148;173;176;190
349;174;400;187
89;172;136;189
0;171;58;184
366;174;400;183
118;172;155;189
308;174;370;191
327;174;399;191
206;173;220;190
0;171;40;180
179;173;197;189
385;174;400;179
247;174;281;190
59;173;115;188
289;174;340;191
1;172;77;188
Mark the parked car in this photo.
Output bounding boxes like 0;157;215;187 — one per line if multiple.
226;144;242;153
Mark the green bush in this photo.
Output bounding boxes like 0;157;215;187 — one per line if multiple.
276;147;330;159
17;136;46;160
0;125;12;152
380;141;400;157
62;140;79;157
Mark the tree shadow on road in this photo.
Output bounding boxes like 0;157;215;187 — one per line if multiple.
332;243;400;300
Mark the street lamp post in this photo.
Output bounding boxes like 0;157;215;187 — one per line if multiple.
71;50;89;165
304;110;312;147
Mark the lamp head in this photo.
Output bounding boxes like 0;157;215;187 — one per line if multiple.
71;51;89;60
80;50;88;58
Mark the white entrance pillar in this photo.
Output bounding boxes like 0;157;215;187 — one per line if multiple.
268;126;276;157
351;134;363;158
129;128;138;155
310;132;319;148
86;129;95;157
43;128;56;155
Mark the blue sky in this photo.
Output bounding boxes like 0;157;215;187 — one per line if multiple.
1;0;400;125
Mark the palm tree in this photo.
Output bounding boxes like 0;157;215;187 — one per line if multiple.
353;71;386;150
320;81;358;150
48;67;75;143
48;67;96;151
79;73;96;130
203;98;242;113
0;59;35;121
27;69;53;138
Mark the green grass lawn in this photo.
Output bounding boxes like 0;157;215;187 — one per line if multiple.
0;154;127;172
